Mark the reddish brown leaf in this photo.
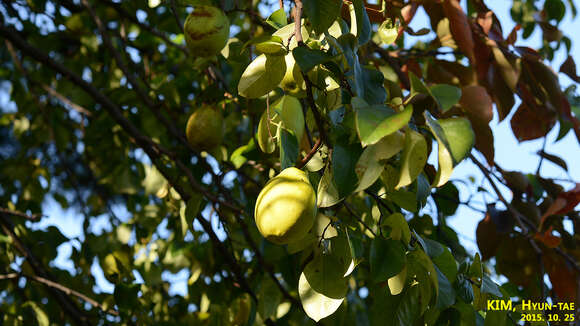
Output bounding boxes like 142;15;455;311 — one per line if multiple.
560;56;580;83
544;252;577;301
427;59;474;86
402;59;422;78
523;58;563;114
476;214;502;260
495;236;539;288
489;65;515;120
397;3;419;37
506;24;521;45
510;103;557;142
540;183;580;228
460;85;494;164
534;226;562;248
460;86;493;122
489;39;520;91
442;0;475;63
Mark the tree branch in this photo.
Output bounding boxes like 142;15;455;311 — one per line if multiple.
0;214;91;325
0;272;118;316
0;23;258;302
297;138;322;169
0;207;42;221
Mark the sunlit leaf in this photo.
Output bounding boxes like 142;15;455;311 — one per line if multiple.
238;54;286;98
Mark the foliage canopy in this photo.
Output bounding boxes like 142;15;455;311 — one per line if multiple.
1;0;580;325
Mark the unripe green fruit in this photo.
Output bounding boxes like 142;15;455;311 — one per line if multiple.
255;167;316;245
186;104;224;151
184;5;229;57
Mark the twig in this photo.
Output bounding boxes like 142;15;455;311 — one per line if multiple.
0;24;258;302
170;0;184;34
0;273;118;316
293;0;303;44
536;136;548;175
97;0;187;54
0;207;42;221
469;154;530;233
0;214;90;325
297;138;322;169
344;202;377;237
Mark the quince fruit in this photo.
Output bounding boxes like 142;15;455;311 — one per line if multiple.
186;104;224;151
255;167;316;245
184;5;229;57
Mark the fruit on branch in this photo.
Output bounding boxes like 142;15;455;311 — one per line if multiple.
186;104;224;151
279;53;306;97
254;167;316;245
184;5;230;57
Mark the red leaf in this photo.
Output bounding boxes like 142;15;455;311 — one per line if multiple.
510;103;557;142
540;183;580;228
534;226;561;248
442;0;475;63
506;24;521;45
560;56;580;83
476;214;502;260
460;85;493;122
544;252;577;301
460;85;494;164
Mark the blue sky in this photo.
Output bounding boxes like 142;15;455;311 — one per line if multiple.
14;1;580;297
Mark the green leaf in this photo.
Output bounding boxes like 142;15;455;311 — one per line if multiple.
142;164;167;196
254;36;286;55
114;283;140;312
350;0;372;46
258;277;282;320
407;249;437;314
355;103;413;147
332;140;361;197
389;188;418;212
22;301;49;326
292;47;333;73
238;54;286;98
432;246;458;282
370;238;406;283
430;84;462;112
468;253;483;279
425;113;474;187
484;309;507;326
380;212;411;245
180;194;202;237
435;266;457;309
266;8;288;29
354;131;405;192
360;66;388;105
299;254;348;322
439;118;475;164
434;182;460;215
257;105;280;154
409;71;430;98
303;0;342;34
275;95;304;144
396;128;428;189
317;166;342;207
329;233;356;277
273;22;310;49
481;275;503;297
279;129;299;169
544;0;566;22
378;18;399;45
456;278;474;303
230;138;256;168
